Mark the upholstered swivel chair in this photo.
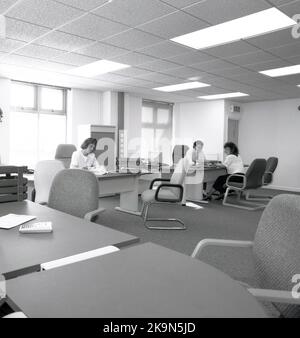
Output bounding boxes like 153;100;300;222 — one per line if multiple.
192;194;300;318
172;145;189;165
48;169;104;222
247;157;279;201
34;160;65;205
55;144;77;169
223;159;267;210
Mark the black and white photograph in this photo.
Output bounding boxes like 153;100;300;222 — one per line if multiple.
0;0;300;324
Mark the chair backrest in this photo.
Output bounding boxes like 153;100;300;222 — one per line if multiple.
48;169;99;219
264;157;279;185
55;144;77;168
245;159;267;189
34;160;65;204
172;145;189;165
253;194;300;317
169;158;188;198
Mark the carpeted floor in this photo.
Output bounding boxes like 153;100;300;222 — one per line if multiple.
96;188;296;257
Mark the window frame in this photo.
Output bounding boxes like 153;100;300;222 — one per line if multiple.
11;81;68;116
10;81;68;168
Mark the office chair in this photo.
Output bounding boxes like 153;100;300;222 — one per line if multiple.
141;158;187;230
33;160;65;205
55;144;77;169
223;159;267;210
192;194;300;318
246;157;279;201
48;169;105;222
172;145;189;165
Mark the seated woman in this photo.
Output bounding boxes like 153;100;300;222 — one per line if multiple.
70;138;107;174
204;142;245;201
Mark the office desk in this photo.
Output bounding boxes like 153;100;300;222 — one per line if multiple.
96;172;141;215
6;243;266;318
26;172;142;216
0;201;138;279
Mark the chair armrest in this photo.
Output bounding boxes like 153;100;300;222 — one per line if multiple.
192;239;253;258
226;174;247;189
84;207;106;222
150;178;170;189
155;184;183;203
248;288;300;305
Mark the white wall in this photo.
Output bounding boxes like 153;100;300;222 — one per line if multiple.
174;100;226;161
68;88;102;147
0;78;11;164
101;91;118;126
239;98;300;192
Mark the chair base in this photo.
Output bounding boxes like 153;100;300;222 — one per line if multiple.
141;203;186;230
223;189;267;211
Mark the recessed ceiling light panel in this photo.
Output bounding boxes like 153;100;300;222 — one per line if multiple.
198;92;249;100
154;81;210;92
68;60;130;77
260;64;300;77
171;8;296;50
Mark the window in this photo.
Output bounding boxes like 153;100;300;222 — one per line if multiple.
10;82;67;169
141;101;173;163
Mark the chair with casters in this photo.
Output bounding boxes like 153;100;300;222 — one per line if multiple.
48;169;105;222
223;159;267;211
246;157;279;201
55;144;77;169
141;158;187;230
192;194;300;318
33;160;65;205
172;145;189;165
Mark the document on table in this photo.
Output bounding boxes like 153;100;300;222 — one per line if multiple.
0;214;36;230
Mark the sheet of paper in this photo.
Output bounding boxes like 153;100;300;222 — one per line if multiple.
0;214;36;230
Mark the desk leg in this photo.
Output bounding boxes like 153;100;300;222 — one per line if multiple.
185;183;208;204
115;177;141;216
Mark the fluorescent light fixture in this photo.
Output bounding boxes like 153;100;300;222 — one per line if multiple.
68;60;130;77
171;8;296;50
260;65;300;77
154;81;210;92
198;92;249;100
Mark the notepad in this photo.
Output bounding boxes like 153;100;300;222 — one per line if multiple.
0;214;36;230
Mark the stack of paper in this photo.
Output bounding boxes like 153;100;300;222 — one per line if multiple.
0;214;36;230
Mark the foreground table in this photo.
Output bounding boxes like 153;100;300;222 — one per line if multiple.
0;201;139;279
6;243;267;318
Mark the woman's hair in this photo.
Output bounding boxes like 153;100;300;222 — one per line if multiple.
224;142;239;156
193;140;204;149
81;138;97;150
